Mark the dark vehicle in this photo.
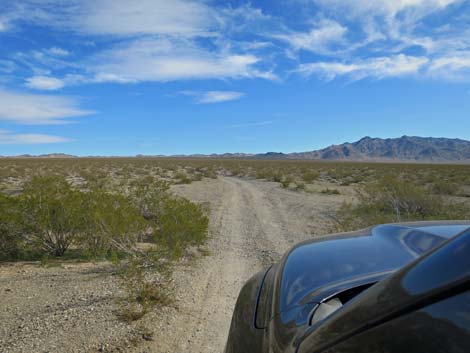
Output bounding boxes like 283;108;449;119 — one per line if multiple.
225;221;470;353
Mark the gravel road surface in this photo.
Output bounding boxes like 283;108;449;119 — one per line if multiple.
0;177;347;353
134;177;345;353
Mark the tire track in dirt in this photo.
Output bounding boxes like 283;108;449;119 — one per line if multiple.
135;177;340;353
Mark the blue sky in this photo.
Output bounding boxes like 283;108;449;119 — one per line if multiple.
0;0;469;155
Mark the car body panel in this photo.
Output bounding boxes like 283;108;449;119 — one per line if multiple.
225;221;470;353
297;227;470;353
319;291;470;353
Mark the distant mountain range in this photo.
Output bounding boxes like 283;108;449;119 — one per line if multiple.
286;136;470;161
179;136;470;162
3;136;470;162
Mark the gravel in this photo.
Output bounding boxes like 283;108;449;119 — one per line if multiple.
131;176;347;353
0;262;144;353
0;176;348;353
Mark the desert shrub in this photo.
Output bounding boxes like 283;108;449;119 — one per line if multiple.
302;171;319;184
20;176;88;256
116;247;174;322
127;176;209;259
118;303;148;322
340;175;364;186
174;171;192;184
255;169;270;180
334;176;469;231
192;173;203;182
202;168;218;179
154;197;209;259
79;189;145;257
128;177;170;221
280;176;293;189
0;193;24;260
431;180;460;196
273;173;283;183
79;169;111;190
4;176;150;258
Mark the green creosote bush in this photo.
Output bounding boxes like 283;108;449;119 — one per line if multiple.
302;171;319;184
280;176;293;189
174;171;192;184
272;173;283;183
333;176;470;232
20;176;88;257
154;197;209;260
0;173;209;322
0;193;24;260
202;169;218;179
431;179;460;196
79;188;146;258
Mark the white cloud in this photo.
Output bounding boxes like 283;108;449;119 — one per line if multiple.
13;48;79;78
0;130;70;144
0;1;56;33
428;54;470;80
25;76;65;90
2;0;468;85
181;91;245;104
46;47;70;56
0;90;95;125
273;19;347;54
312;0;462;56
315;0;459;17
1;0;216;37
86;38;276;83
75;0;215;37
297;62;359;80
297;54;429;80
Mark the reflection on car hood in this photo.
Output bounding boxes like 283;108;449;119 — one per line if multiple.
278;222;470;315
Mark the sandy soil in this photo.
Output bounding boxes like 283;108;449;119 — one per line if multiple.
0;262;142;353
133;177;347;353
0;177;348;353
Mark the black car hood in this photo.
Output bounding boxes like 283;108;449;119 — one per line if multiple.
275;221;470;324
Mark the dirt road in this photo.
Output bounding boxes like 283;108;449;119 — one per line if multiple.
0;176;347;353
136;177;346;353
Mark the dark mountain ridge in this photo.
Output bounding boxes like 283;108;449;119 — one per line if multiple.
2;136;470;162
287;136;470;161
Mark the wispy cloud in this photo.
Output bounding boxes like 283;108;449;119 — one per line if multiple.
1;1;276;88
16;38;276;89
428;53;470;80
0;130;70;144
85;38;275;84
321;0;465;54
272;19;347;54
1;0;469;86
181;90;245;104
46;47;70;57
225;120;273;128
25;76;65;90
0;0;216;37
0;89;95;125
297;54;429;81
314;0;460;17
73;0;216;37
